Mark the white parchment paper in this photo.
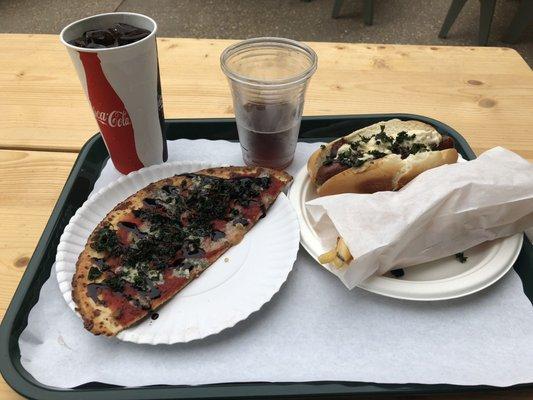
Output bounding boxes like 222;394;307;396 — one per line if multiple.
306;147;533;288
19;140;533;388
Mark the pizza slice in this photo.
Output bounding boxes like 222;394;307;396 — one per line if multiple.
72;166;292;336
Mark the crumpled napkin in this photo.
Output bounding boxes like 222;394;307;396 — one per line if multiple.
306;147;533;288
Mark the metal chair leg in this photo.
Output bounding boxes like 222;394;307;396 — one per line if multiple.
439;0;468;38
503;0;533;43
363;0;374;25
479;0;497;45
332;0;343;18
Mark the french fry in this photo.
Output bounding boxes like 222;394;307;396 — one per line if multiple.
318;248;337;264
318;237;354;268
332;257;344;268
336;238;353;263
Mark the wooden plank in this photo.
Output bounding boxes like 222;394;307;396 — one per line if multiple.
0;150;76;321
0;150;73;400
0;376;23;400
0;34;532;156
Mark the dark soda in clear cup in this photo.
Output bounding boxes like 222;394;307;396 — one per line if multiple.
221;37;317;169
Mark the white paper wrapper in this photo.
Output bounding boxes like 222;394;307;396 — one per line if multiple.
306;147;533;288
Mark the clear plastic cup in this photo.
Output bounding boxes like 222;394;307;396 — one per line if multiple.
221;37;317;169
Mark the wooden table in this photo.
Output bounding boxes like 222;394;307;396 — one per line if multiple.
0;34;532;400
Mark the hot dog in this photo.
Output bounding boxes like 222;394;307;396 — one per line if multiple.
438;135;455;150
308;119;459;196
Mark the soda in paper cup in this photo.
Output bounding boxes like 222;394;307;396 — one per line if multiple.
61;12;167;174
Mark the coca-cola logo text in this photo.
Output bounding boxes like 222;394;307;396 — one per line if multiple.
93;108;131;128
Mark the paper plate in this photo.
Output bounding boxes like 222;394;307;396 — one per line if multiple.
56;161;300;344
288;165;523;301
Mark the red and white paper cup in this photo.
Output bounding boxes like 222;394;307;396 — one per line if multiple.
61;12;167;174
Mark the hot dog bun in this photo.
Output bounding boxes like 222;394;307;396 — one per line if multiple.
308;119;458;196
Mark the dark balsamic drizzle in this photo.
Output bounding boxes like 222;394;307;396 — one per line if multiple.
177;261;197;271
143;281;161;300
143;198;159;207
118;221;137;230
92;257;106;267
169;257;185;268
117;221;147;239
211;230;226;240
90;257;109;272
162;185;179;195
182;243;206;258
87;283;106;304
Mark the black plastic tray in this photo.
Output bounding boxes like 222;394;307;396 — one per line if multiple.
1;114;532;400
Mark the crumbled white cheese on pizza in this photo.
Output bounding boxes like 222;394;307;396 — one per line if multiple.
121;266;140;284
